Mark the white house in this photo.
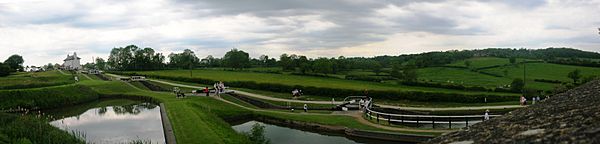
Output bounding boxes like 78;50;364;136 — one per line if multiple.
63;52;81;70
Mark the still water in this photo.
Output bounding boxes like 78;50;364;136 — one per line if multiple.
232;120;404;144
47;99;165;144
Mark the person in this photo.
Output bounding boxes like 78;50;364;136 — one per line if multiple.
214;82;220;97
363;89;369;97
536;96;541;102
204;87;209;96
292;89;298;97
520;95;525;105
74;76;79;82
303;104;308;112
359;99;365;109
532;97;536;105
218;81;225;93
484;109;490;121
331;98;335;105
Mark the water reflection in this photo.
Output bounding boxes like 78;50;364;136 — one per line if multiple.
232;121;403;144
49;100;165;144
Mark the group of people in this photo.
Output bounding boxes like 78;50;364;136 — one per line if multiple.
291;89;303;98
173;87;186;98
520;95;543;105
214;81;225;96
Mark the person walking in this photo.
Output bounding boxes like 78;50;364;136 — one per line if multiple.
484;109;490;121
520;95;525;105
204;87;209;96
303;104;308;112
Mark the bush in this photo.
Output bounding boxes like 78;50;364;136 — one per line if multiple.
112;71;518;103
0;84;99;110
534;79;563;84
345;75;393;82
0;112;85;144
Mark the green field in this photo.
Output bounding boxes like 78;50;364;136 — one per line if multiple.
418;57;600;91
446;57;527;69
0;71;74;89
129;69;516;95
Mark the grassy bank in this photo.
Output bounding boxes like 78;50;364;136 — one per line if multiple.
0;71;74;90
0;112;85;144
0;84;99;110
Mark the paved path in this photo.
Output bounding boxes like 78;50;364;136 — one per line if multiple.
57;70;70;75
80;74;93;81
107;73;525;111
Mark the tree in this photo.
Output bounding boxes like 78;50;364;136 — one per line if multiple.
370;61;383;75
402;64;418;82
464;60;471;68
511;78;525;92
568;69;582;83
4;54;24;72
0;62;10;77
279;54;294;71
312;58;333;75
168;49;199;69
95;58;107;70
298;56;311;74
223;49;250;70
509;57;517;64
242;123;270;144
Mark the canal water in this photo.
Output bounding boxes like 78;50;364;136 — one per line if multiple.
46;99;165;144
232;120;408;144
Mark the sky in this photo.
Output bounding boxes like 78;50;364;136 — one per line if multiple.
0;0;599;66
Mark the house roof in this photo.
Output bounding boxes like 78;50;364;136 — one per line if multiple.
64;54;81;61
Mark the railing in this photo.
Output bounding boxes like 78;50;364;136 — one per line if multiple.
361;97;501;129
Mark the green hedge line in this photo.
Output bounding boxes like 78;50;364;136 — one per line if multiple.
0;81;73;90
0;84;99;110
112;71;518;103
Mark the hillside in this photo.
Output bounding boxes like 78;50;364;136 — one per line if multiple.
426;80;600;143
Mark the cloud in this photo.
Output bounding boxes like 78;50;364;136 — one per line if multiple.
0;0;599;66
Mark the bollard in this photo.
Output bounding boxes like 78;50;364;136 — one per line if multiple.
465;117;469;127
376;113;379;123
449;120;452;129
432;117;435;129
388;115;391;125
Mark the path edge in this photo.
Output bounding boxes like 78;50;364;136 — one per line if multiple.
160;103;177;144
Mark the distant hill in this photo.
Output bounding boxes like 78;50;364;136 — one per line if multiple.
425;80;600;143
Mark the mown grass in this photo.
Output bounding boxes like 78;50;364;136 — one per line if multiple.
0;71;74;90
129;69;516;95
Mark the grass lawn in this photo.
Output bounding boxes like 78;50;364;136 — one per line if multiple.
0;70;74;89
446;57;528;69
79;79;442;143
481;62;600;90
128;69;517;96
418;67;511;88
417;57;600;91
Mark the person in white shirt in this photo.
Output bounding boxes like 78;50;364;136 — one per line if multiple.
303;104;308;112
484;109;490;121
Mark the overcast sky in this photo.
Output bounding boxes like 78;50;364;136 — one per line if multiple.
1;0;599;66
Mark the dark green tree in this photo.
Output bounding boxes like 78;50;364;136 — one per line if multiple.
168;49;199;69
464;60;471;68
223;49;250;70
312;58;333;75
567;69;582;83
0;62;11;77
511;78;525;92
243;123;270;144
509;57;517;64
4;54;24;72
